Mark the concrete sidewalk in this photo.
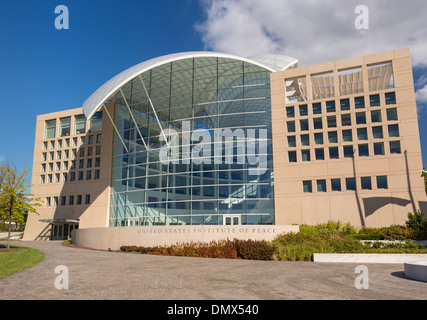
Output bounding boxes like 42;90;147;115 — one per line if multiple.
0;240;426;300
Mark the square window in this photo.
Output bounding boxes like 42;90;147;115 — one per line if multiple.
317;180;327;192
326;101;336;113
343;145;354;158
387;108;398;121
313;118;323;130
388;124;400;137
301;150;311;161
340;98;350;111
313;132;324;145
312;103;322;114
377;176;388;189
341;114;351;126
331;179;341;191
370;94;380;107
374;142;385;155
358;144;369;157
299;105;308;116
355;96;365;109
288;136;296;147
300;119;309;131
303;181;313;193
371;110;382;123
329;147;339;159
372;126;383;139
385;92;396;105
286;106;295;118
328;131;338;143
357;128;368;140
342;129;353;142
361;177;372;190
356;112;366;124
287;121;296;133
327;116;337;128
346;177;356;191
390;141;401;154
315;148;325;160
288;151;297;163
300;134;310;146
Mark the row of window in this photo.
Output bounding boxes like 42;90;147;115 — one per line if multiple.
286;92;396;118
41;158;101;173
42;146;102;162
289;141;401;162
303;175;388;193
287;107;398;133
45;112;102;139
43;134;102;151
41;169;101;184
46;194;91;206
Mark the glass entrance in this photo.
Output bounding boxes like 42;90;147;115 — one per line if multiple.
51;223;78;240
223;214;241;225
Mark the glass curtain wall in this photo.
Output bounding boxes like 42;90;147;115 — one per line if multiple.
109;57;275;226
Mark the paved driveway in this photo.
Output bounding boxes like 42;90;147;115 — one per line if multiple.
0;241;426;300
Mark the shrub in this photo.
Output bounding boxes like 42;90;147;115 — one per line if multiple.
233;239;276;260
382;225;414;240
406;211;425;231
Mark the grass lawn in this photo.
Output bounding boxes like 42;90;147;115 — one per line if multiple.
0;245;46;279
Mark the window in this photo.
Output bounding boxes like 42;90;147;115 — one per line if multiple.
342;130;353;142
63;173;68;182
369;94;380;107
90;111;103;132
371;110;382;123
45;120;56;139
79;148;85;157
50;152;54;161
327;116;337;128
361;177;372;190
354;96;365;109
79;159;84;169
303;181;313;193
286;106;295;118
387;108;398;121
390;141;401;154
86;170;92;180
95;158;101;167
70;172;76;182
87;158;92;168
358;144;369;157
96;145;101;155
343;145;354;158
372;126;383;139
287;121;296;133
377;176;388;189
374;142;385;155
75;115;86;134
340;98;350;111
341;114;351;126
300;134;310;146
331;179;341;191
69;195;74;205
385;92;396;105
43;142;48;150
46;197;51;206
326;101;336;113
94;169;100;179
313;118;323;130
356;112;366;124
299;105;308;116
388;124;400;137
96;134;102;144
312;103;322;114
54;197;59;206
288;136;296;147
300;119;309;131
357;128;368;141
61;196;66;206
77;195;82;205
288;151;297;163
328;131;338;143
315;148;325;160
41;175;45;184
78;171;84;181
314;133;324;145
301;150;311;161
329;147;339;159
88;135;94;145
85;194;91;204
60;117;71;137
317;180;327;192
346;177;356;191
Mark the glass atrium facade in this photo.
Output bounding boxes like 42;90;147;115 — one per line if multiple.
109;56;275;226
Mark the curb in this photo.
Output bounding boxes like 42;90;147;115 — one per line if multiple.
313;253;427;264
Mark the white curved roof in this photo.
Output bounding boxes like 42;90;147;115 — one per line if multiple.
82;51;298;119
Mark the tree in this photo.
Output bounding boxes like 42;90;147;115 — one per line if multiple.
424;167;427;195
0;163;41;249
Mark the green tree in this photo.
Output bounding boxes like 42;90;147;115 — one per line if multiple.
0;163;41;249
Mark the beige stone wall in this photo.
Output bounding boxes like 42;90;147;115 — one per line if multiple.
271;48;427;228
23;104;114;240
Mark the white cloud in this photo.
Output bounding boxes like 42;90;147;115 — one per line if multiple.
196;0;427;67
416;85;427;108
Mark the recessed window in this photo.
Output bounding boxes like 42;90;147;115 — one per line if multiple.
299;105;308;116
61;196;66;206
78;171;84;181
75;115;86;135
327;116;337;128
357;128;368;141
387;108;398;121
288;136;296;147
317;180;327;192
385;92;396;105
358;144;369;157
315;148;325;160
340;98;350;111
374;142;385;155
372;126;383;139
60;117;71;137
342;130;353;142
287;121;296;133
312;103;322;114
371;110;382;123
341;114;351;126
346;177;356;191
314;133;324;145
286;106;295;118
45;120;56;139
331;179;341;191
94;169;100;179
377;176;388;189
301;150;311;161
326;101;336;113
356;112;366;124
388;124;400;137
328;131;338;144
390;141;401;154
354;96;365;109
343;145;354;158
361;177;372;190
369;94;380;107
95;158;101;167
69;195;74;206
90;111;103;132
288;151;297;163
300;119;309;131
313;118;323;130
77;195;82;205
301;134;310;146
329;147;339;159
303;180;313;193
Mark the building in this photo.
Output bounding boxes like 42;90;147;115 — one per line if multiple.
23;49;427;248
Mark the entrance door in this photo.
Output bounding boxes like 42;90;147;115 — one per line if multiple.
223;214;241;225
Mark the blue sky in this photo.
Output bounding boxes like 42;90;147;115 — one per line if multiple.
0;0;426;178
